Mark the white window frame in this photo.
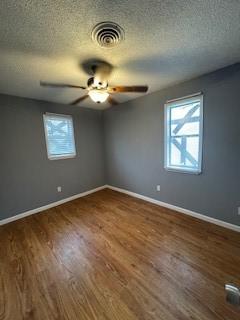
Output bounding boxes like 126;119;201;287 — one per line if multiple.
164;94;203;174
43;113;76;160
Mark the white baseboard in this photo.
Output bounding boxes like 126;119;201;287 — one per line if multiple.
1;184;239;233
106;185;240;233
0;185;107;226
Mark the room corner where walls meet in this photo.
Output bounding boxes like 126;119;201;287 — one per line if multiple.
103;64;240;226
0;63;240;227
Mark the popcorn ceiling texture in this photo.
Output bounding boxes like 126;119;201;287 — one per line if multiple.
0;0;239;109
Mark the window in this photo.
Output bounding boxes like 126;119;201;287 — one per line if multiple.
43;113;76;160
164;94;203;174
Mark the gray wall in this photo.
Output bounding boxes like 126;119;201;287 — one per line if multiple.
104;64;240;226
1;64;240;226
0;94;105;220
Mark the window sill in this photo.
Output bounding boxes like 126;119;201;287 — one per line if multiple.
164;166;202;175
48;154;76;160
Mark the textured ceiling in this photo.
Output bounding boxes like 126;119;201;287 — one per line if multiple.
0;0;239;109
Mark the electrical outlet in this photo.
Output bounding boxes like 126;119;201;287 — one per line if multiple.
156;185;161;192
57;186;62;193
238;207;240;215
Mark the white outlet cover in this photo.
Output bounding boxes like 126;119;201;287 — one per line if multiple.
156;185;161;192
57;186;62;192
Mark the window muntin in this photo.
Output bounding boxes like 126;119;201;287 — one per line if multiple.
43;113;76;160
164;95;203;173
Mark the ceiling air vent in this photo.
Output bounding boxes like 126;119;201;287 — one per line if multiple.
92;22;124;48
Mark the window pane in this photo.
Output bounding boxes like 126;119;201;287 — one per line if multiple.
170;139;181;166
170;102;199;120
171;121;199;136
170;102;200;136
170;136;199;169
187;136;199;165
44;114;76;159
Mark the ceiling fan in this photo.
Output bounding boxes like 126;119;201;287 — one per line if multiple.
40;62;148;106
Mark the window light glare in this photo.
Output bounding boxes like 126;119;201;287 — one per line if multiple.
43;113;76;160
164;94;203;174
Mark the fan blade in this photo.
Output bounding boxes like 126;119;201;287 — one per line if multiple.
70;95;89;105
40;81;86;89
108;85;148;93
108;96;118;105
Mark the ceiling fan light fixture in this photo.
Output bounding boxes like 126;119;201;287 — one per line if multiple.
88;89;109;103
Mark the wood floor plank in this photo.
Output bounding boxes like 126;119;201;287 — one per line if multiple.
0;189;239;320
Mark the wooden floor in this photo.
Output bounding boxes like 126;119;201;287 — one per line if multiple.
0;189;239;320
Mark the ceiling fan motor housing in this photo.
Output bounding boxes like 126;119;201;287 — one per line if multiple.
87;77;94;87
